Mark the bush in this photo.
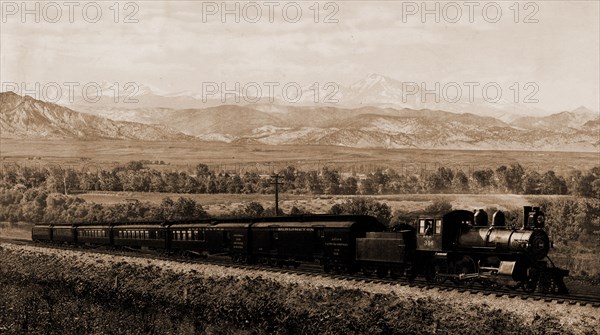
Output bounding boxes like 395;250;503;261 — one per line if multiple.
328;198;392;226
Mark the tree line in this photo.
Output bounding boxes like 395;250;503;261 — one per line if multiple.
2;161;599;197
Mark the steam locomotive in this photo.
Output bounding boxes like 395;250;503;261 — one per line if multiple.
31;206;569;294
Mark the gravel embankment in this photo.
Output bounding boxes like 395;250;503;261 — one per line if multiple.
0;242;597;334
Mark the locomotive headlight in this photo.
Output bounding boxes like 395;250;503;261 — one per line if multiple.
536;215;545;224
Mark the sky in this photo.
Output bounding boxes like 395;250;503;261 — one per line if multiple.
1;0;598;113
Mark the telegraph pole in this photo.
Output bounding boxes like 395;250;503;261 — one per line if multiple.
270;173;283;215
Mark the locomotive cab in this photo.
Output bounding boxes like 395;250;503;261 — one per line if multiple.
416;218;443;251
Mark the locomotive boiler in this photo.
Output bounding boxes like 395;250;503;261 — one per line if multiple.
454;206;550;260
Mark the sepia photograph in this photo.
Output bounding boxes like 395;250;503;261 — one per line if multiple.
1;1;599;334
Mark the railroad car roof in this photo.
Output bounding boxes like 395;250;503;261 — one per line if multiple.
112;225;167;229
251;220;379;229
77;226;112;229
168;222;252;228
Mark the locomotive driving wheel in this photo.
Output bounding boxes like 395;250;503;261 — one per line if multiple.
522;267;539;293
433;260;448;284
453;256;476;286
425;261;448;284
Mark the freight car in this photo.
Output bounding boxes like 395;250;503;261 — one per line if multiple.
32;207;569;294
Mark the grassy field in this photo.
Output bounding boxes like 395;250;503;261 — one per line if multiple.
76;191;575;216
1;138;598;174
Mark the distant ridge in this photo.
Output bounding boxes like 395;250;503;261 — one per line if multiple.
0;92;192;141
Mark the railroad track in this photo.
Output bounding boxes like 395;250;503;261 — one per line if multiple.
2;238;600;308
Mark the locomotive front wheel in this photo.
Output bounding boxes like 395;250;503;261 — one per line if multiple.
522;280;537;293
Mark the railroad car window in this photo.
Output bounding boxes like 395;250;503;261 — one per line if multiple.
200;229;206;242
435;220;442;234
314;228;325;239
419;220;426;234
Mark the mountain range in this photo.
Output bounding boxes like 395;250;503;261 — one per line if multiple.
1;90;598;151
0;92;190;141
68;74;549;123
